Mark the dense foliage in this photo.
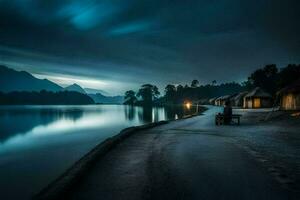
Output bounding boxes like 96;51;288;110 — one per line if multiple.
247;64;300;95
124;64;300;106
0;90;95;105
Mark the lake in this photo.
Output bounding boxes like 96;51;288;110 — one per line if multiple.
0;104;197;199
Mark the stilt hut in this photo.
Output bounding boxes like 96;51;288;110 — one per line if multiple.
277;79;300;110
243;87;272;108
232;92;248;107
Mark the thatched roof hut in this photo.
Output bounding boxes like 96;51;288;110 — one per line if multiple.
215;95;231;106
197;98;209;105
214;96;221;106
232;92;248;107
243;87;272;108
209;97;217;105
277;79;300;110
229;93;238;106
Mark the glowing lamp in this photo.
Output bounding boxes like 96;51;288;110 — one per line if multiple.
185;102;192;109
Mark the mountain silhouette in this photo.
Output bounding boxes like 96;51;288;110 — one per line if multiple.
0;65;123;104
84;88;109;95
88;93;124;104
0;65;63;92
64;83;86;94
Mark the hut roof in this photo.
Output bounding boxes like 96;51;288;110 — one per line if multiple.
215;96;222;101
229;93;239;100
209;97;217;102
278;79;300;94
218;95;231;100
244;87;271;98
234;91;248;100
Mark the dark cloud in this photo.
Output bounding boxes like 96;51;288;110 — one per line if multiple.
0;0;299;94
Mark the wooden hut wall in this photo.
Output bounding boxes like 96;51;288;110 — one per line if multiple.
281;93;300;110
244;97;272;108
261;98;272;108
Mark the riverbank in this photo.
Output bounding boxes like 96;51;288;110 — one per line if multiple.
36;106;300;200
35;106;207;200
1;105;203;200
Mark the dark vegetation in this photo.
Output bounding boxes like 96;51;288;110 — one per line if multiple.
1;64;299;106
247;64;300;95
0;90;95;105
124;64;300;106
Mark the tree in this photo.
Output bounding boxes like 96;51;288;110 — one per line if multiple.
278;64;300;89
191;79;199;88
165;84;176;103
0;91;95;105
248;64;278;95
176;84;184;91
124;90;137;105
212;80;217;86
241;80;253;91
137;84;160;105
175;84;184;103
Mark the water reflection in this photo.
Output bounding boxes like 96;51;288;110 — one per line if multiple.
0;105;199;199
124;105;136;121
124;105;198;123
138;106;153;123
0;107;83;143
0;105;198;147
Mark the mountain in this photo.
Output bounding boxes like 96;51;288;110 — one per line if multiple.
0;65;63;92
84;88;109;95
88;93;124;104
64;83;86;94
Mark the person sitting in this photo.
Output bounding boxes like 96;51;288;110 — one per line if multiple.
223;101;232;125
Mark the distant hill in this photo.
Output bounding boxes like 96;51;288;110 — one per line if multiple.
88;93;124;104
65;83;86;94
0;65;123;104
84;88;109;95
0;90;95;105
0;65;63;92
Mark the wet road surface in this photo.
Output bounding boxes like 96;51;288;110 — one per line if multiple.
67;107;299;200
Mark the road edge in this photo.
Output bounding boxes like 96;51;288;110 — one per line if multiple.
33;110;204;200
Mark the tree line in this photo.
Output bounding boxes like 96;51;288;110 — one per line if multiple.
0;90;95;105
124;64;300;106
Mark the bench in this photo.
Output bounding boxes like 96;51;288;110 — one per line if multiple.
215;114;242;125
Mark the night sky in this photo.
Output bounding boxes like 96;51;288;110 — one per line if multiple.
0;0;299;95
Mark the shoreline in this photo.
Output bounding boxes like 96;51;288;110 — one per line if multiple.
34;108;206;200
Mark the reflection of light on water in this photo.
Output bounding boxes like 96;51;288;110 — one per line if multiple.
0;105;196;200
31;115;112;136
0;105;187;154
30;119;75;135
0;114;113;153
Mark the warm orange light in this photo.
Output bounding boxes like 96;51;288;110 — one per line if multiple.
185;102;191;109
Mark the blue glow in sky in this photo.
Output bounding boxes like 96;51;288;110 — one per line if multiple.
0;0;299;95
109;21;154;35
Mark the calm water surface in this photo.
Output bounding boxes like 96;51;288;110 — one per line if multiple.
0;105;197;199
